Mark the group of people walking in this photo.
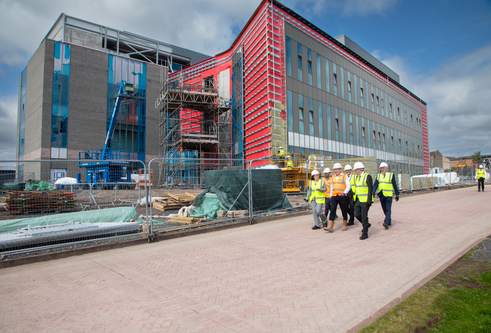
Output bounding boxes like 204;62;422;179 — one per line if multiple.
306;161;399;240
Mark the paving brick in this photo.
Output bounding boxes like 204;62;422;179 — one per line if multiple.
1;187;490;332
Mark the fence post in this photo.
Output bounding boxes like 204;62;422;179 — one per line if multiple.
248;161;253;224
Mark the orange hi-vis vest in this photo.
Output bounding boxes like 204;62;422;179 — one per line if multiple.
331;173;347;196
324;177;332;199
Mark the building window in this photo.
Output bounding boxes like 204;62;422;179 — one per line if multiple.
309;98;314;135
335;108;339;141
362;126;366;147
342;110;347;143
333;63;337;96
347;71;352;102
316;53;322;89
307;49;312;85
287;90;293;131
340;67;345;99
325;59;330;93
318;102;323;138
297;43;302;81
360;84;364;107
286;37;292;77
299;94;304;134
371;93;375;112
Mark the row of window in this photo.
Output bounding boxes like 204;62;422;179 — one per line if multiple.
287;91;423;159
285;37;423;134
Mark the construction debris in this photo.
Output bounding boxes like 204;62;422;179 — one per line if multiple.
168;216;210;225
3;191;76;215
153;192;199;212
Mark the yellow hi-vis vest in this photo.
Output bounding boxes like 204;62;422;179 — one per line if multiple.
354;173;372;203
287;159;293;168
309;179;326;204
278;149;285;157
477;169;486;179
350;174;356;200
377;172;394;197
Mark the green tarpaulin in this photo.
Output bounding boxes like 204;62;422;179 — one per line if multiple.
191;169;291;216
0;207;142;235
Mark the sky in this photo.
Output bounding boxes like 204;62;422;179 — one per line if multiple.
0;0;490;160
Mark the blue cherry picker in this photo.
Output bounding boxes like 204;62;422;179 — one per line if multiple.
79;80;136;188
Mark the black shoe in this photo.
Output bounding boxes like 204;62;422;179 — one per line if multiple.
360;234;369;240
323;222;327;228
383;223;389;230
367;223;371;228
312;225;320;230
347;221;354;226
478;190;481;192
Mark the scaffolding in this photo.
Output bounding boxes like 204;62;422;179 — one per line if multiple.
156;69;232;187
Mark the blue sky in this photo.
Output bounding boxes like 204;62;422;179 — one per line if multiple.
0;0;490;160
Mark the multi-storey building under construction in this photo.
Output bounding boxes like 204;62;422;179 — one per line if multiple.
156;0;429;177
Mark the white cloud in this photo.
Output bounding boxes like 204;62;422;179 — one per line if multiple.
0;94;18;160
373;44;491;157
282;0;397;18
0;0;260;69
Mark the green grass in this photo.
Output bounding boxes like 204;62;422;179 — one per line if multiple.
359;258;491;332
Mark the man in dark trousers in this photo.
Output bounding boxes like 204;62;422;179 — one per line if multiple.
344;164;355;226
352;162;373;240
373;162;400;229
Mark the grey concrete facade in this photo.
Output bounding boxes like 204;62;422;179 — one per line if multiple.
17;15;210;182
285;22;425;174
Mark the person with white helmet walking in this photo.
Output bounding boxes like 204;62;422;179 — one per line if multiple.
373;162;400;230
304;170;328;229
476;164;486;192
323;167;332;227
324;162;351;232
352;162;373;240
344;164;355;226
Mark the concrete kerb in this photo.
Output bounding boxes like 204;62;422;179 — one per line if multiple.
347;236;488;332
0;209;310;268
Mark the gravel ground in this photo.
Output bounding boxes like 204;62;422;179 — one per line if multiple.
469;237;491;263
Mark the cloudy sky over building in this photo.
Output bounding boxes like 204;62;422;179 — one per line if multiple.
0;0;490;160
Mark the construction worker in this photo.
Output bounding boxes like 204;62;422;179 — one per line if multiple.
286;155;294;168
352;162;373;240
278;147;285;168
324;163;350;232
476;164;486;192
373;162;400;230
323;168;332;227
345;164;355;226
304;170;327;229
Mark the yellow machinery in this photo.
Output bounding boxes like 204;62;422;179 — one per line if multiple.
271;154;378;193
271;154;332;193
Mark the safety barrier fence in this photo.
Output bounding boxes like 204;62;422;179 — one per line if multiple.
0;158;484;255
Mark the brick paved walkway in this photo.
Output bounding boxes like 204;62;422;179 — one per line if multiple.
1;186;491;332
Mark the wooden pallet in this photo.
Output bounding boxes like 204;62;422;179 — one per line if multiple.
167;216;210;225
153;192;200;212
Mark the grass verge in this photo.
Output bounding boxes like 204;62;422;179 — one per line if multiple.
359;244;491;332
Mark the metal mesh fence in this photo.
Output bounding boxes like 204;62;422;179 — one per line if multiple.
0;157;485;255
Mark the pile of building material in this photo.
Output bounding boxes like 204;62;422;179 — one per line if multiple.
153;193;199;212
167;216;210;225
3;191;76;215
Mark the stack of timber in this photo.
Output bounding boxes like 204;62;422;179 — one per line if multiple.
153;192;199;212
167;216;210;225
4;191;76;215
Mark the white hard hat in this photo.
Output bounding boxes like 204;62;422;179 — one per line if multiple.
287;155;291;158
344;165;352;171
353;162;365;170
479;164;484;168
380;162;389;168
279;146;282;149
311;170;320;176
323;168;331;173
333;163;342;169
